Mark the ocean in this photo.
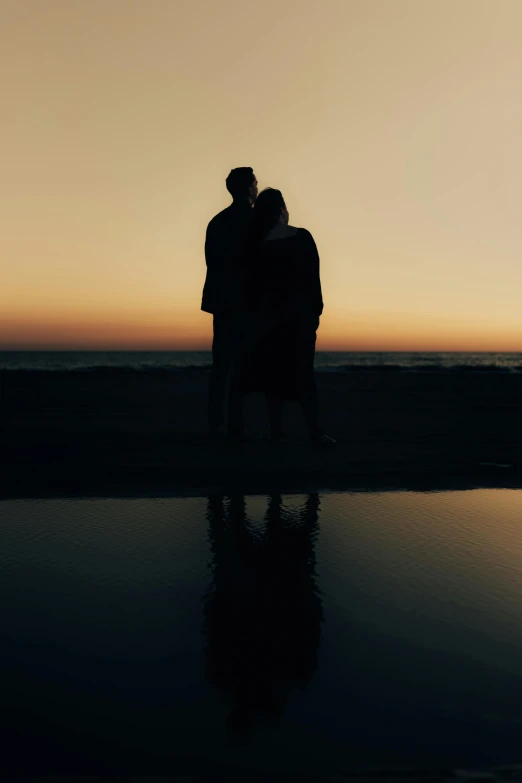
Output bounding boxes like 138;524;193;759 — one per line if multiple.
2;350;522;373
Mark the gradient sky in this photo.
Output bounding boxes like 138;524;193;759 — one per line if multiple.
3;0;522;350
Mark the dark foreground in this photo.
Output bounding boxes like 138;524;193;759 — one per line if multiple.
5;769;522;783
2;369;522;498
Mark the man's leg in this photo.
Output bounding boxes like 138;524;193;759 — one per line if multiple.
208;314;230;435
226;312;246;436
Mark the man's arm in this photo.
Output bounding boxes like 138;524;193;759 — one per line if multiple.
204;220;216;268
202;219;220;314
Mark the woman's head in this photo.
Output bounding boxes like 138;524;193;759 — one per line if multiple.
251;188;289;238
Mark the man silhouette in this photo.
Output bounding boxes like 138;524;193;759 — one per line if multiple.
202;167;258;438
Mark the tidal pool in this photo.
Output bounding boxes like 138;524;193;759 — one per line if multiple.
2;490;522;774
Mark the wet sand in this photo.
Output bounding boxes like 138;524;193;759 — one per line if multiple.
2;368;522;498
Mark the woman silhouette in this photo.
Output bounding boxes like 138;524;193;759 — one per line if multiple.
240;188;335;445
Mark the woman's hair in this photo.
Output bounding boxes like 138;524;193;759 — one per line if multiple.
248;188;286;249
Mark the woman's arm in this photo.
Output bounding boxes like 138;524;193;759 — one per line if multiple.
301;229;324;315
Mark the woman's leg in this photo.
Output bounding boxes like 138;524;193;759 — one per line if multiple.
297;315;322;439
300;382;321;439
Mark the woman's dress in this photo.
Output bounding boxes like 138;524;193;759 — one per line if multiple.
240;228;323;400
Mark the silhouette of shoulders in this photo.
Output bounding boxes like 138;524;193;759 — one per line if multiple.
207;200;252;230
265;223;299;241
264;225;317;248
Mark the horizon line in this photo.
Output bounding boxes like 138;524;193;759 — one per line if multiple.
1;347;522;354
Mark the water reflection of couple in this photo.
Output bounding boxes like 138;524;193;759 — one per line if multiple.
202;167;335;446
203;493;323;743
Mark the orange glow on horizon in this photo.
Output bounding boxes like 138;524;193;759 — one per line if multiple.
2;309;522;352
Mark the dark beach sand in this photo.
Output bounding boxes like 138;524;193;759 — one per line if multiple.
2;368;522;498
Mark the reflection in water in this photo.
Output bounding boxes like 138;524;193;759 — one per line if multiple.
203;493;323;743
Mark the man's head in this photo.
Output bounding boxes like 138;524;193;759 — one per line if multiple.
226;167;258;205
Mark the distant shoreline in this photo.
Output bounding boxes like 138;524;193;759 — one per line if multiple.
3;362;522;374
3;348;522;375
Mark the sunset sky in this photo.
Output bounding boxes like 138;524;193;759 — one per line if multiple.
3;0;522;351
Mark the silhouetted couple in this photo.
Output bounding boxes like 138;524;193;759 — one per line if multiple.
202;166;335;446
